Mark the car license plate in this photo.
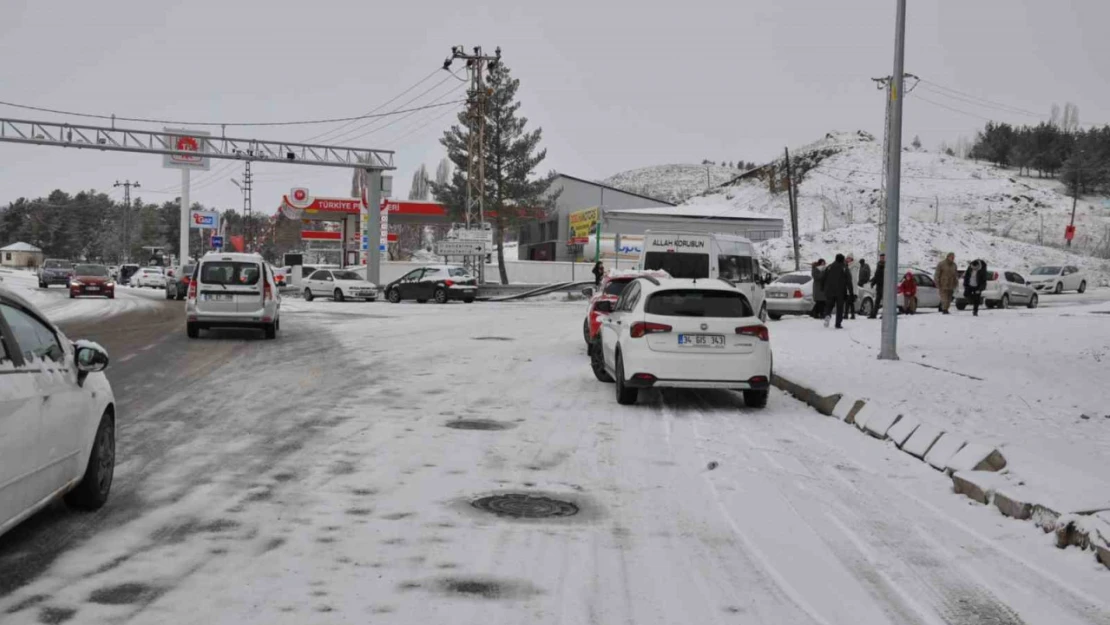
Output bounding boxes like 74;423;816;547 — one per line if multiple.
87;286;99;291
678;334;725;348
769;292;787;298
204;293;232;301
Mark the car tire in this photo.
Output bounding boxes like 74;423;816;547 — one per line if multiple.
767;312;783;321
1079;280;1087;294
1054;282;1063;294
463;298;475;304
743;389;769;409
334;288;345;302
69;291;75;299
758;303;767;323
1028;294;1038;309
108;293;115;299
187;322;199;339
416;299;428;304
64;412;114;511
614;353;637;405
264;323;277;340
387;288;401;303
583;318;592;345
303;288;314;302
434;288;448;304
589;339;614;383
956;302;967;311
1001;294;1010;309
165;288;174;300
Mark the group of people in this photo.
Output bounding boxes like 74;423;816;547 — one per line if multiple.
810;253;883;328
933;252;991;316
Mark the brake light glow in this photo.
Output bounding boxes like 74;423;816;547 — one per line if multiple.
444;279;454;287
263;280;273;302
736;325;770;341
793;290;803;298
748;375;769;386
991;272;999;280
187;279;198;300
630;321;672;338
632;373;657;382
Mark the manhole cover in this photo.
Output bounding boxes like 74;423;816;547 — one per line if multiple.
471;493;579;519
444;419;515;431
472;336;514;341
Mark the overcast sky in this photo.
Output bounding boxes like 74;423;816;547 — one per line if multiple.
2;0;1109;213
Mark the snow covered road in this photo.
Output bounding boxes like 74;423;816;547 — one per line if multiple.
0;298;1106;624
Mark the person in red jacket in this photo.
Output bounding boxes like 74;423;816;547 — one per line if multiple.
898;271;918;314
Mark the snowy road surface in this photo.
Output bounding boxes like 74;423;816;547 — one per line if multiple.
0;268;164;322
0;297;1107;624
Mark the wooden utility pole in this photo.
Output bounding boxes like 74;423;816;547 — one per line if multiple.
784;148;801;271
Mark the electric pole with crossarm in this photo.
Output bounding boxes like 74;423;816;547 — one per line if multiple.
114;180;140;263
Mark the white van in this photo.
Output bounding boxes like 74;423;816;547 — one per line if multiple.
636;230;767;320
186;252;281;339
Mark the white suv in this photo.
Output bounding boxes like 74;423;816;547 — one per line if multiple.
590;277;772;407
1028;265;1087;294
186;253;281;339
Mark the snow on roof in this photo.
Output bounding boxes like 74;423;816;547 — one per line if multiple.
0;242;42;253
607;203;772;221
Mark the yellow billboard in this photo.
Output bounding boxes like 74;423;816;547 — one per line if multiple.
568;207;600;241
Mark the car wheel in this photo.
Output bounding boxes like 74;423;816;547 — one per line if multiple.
1054;282;1063;294
64;412;115;510
1001;294;1010;309
387;288;401;303
303;288;314;302
743;389;769;409
165;287;174;300
434;288;448;304
859;298;874;317
1027;294;1038;309
264;323;277;340
69;291;75;299
583;318;592;345
334;288;345;302
108;293;115;299
187;322;199;339
589;339;614;383
1079;280;1087;294
767;312;783;321
416;299;428;304
614;353;638;405
956;302;967;311
463;298;475;304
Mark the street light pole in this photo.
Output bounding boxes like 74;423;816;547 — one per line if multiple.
879;0;907;361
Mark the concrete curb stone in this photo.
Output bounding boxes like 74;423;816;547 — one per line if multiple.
925;432;967;471
902;423;944;460
945;442;1007;474
863;412;902;440
886;415;921;448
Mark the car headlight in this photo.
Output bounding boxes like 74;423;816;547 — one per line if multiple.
106;282;115;287
70;281;83;287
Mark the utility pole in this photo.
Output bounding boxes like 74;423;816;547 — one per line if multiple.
445;45;501;283
114;180;140;263
872;70;919;258
784;148;801;271
934;196;939;223
1068;157;1081;247
880;0;907;362
231;161;253;252
706;165;711;191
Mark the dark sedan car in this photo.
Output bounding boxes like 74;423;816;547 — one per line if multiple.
384;265;477;304
69;264;115;298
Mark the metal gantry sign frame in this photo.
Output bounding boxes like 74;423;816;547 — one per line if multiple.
0;117;395;283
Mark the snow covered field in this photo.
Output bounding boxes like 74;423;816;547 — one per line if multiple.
0;268;162;323
2;298;1107;624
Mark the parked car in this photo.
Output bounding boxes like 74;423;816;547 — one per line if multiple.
580;270;669;344
118;264;141;286
186;252;281;339
384;265;478;304
164;262;197;300
37;258;74;288
589;276;771;407
0;285;116;538
764;271;814;320
130;267;166;289
302;268;378;302
956;269;1038;310
1027;265;1087;294
69;264;115;299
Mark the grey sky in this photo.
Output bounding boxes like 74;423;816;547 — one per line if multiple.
2;0;1109;213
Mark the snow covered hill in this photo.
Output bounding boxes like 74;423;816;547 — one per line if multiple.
681;131;1110;283
603;164;741;204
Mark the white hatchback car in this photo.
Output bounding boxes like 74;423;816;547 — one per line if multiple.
186;253;281;339
130;267;166;289
1;286;116;538
590;277;772;407
1027;265;1088;294
302;268;378;302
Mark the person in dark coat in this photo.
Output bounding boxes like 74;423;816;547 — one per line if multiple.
810;259;827;319
822;253;854;328
857;258;871;288
592;262;605;287
868;253;886;319
963;259;989;316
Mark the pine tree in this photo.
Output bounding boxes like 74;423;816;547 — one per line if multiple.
431;61;557;284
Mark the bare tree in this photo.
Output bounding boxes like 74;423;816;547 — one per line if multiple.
1050;104;1061;129
1063;102;1080;133
408;164;430;200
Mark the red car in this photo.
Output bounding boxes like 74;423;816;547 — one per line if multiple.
69;264;115;299
582;270;669;345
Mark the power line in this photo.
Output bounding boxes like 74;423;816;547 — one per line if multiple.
314;72;465;145
913;95;996;122
919;80;1046;119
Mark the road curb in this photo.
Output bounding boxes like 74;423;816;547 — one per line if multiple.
772;370;1108;571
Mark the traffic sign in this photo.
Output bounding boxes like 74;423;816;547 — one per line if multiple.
569;236;589;245
1065;224;1076;241
436;240;490;256
190;210;219;229
210;235;223;248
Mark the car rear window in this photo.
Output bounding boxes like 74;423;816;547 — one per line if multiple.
775;274;811;285
448;267;470;277
44;260;69;269
643;252;709;279
603;279;632;296
332;271;362;281
75;265;108;276
645;289;753;318
201;261;261;285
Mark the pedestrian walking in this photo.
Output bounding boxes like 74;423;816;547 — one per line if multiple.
857;258;872;288
898;271;918;314
868;253;886;319
811;259;827;319
592;261;605;287
963;259;989;316
823;253;854;328
934;252;958;314
845;254;859;319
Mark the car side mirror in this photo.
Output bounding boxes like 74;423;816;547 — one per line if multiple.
75;342;109;385
581;287;594;298
595;300;614;313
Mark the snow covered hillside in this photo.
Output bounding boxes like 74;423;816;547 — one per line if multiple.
682;131;1110;283
603;164;740;203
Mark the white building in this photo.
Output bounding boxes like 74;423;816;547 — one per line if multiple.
0;242;44;268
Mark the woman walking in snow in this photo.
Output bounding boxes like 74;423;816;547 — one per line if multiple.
811;259;827;319
963;259;989;316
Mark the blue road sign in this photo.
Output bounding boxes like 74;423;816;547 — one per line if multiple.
210;235;223;248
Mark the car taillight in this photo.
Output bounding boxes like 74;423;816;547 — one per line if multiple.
793;290;803;298
263;281;273;301
736;325;770;341
444;279;454;287
991;272;999;280
630;321;672;338
187;279;197;300
748;375;769;386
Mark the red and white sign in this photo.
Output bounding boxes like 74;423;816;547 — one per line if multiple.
302;230;398;242
289;187;312;207
163;128;211;170
1065;224;1076;241
569;236;590;245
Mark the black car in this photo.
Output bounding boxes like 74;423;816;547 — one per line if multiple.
384;265;478;304
38;259;74;288
165;263;197;300
118;264;141;286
